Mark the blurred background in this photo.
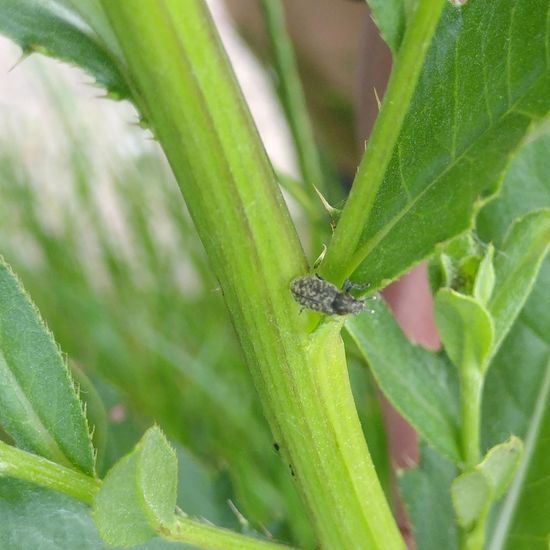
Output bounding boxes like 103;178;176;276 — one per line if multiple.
0;1;410;547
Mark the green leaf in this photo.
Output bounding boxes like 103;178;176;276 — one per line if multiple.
347;357;392;502
0;258;95;475
366;0;408;53
55;0;122;54
70;365;108;471
93;426;178;547
435;290;495;466
139;428;178;529
479;436;523;500
451;437;523;530
428;233;484;294
399;445;458;550
488;209;550;357
482;315;550;550
96;452;158;546
428;250;454;292
475;133;550;549
346;299;461;461
473;244;495;305
451;469;490;530
0;0;129;99
435;289;494;374
0;478;187;550
477;134;550;244
351;0;550;289
496;368;550;550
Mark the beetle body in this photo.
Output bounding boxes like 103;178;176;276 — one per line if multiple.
290;275;367;316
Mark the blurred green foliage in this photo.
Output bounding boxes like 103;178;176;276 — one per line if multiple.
0;66;313;544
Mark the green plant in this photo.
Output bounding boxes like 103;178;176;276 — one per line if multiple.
0;1;549;549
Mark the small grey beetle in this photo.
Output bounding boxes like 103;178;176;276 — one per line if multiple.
290;275;372;316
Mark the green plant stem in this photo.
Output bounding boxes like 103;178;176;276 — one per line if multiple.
161;513;298;550
460;520;486;550
0;440;100;505
276;170;319;221
459;363;485;550
259;0;325;195
320;0;446;286
100;2;405;548
460;366;483;469
260;0;328;254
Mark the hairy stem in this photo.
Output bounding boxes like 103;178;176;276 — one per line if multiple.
0;440;99;505
100;2;405;548
161;513;298;550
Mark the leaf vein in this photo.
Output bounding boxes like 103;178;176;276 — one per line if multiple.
451;35;460;159
505;2;518;108
397;143;412;200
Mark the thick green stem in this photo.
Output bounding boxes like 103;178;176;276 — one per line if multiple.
320;0;446;285
0;440;100;504
161;513;298;550
100;2;405;548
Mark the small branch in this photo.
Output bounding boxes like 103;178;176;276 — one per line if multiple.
458;358;486;549
0;440;100;505
460;366;483;469
276;170;319;221
459;520;486;550
321;0;446;285
260;0;325;195
161;512;299;550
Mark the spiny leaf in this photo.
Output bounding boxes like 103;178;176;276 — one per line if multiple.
0;257;95;475
93;427;177;547
0;0;130;99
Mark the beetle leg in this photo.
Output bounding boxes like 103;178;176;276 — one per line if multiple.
343;279;371;293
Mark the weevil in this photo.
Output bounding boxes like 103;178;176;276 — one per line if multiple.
290;275;373;316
